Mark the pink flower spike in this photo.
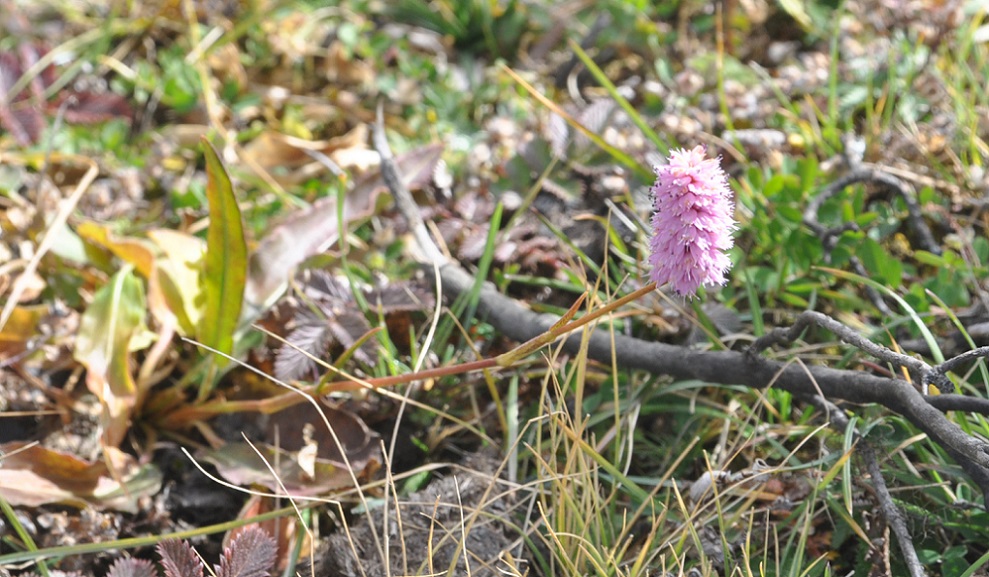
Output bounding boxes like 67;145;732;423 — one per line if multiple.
648;146;736;298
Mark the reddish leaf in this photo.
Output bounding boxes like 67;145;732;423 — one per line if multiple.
274;317;336;382
216;527;276;577
157;539;204;577
0;48;47;145
106;558;156;577
0;102;46;145
59;91;133;124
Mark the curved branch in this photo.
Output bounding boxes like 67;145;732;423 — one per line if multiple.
436;262;989;499
802;153;941;316
750;310;931;379
926;394;989;415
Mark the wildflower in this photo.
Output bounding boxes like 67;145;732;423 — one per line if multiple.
648;146;736;297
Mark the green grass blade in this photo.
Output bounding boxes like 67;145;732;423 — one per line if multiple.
569;40;669;156
926;289;989;395
960;549;989;577
463;202;503;328
500;64;653;182
0;492;49;576
817;267;944;364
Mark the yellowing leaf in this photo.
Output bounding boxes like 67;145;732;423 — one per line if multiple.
148;229;205;335
73;266;149;447
77;221;156;278
0;305;47;362
198;139;247;365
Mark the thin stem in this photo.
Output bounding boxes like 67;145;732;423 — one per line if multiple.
160;283;660;428
496;282;658;366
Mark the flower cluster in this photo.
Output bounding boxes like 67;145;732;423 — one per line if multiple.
648;146;736;298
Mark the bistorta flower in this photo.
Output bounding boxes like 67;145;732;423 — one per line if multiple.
648;145;736;298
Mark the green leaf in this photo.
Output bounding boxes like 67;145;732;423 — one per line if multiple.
198;139;247;366
763;174;785;198
859;237;902;288
913;250;947;267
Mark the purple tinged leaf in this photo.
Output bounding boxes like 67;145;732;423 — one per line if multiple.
216;527;277;577
157;540;204;577
274;319;334;382
0;52;44;145
367;282;435;312
325;311;376;364
0;103;46;146
273;308;376;382
106;558;156;577
547;112;569;159
61;91;134;124
574;98;617;150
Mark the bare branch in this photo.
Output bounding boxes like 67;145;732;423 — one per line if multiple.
861;443;928;577
372;103;447;265
371;121;989;504
749;310;930;380
806;395;927;577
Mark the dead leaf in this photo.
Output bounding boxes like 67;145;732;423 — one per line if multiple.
199;402;380;496
243;143;444;315
241;125;376;185
241;131;316;170
2;269;46;303
0;442;162;512
208;42;249;91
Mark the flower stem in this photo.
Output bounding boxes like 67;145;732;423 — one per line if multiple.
160;283;660;428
